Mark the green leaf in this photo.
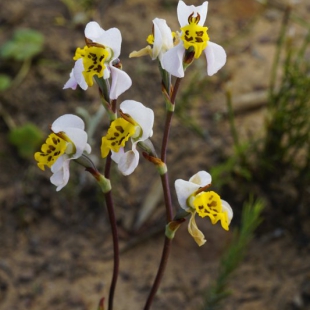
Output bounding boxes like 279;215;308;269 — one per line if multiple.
0;29;44;61
8;123;44;159
0;74;12;91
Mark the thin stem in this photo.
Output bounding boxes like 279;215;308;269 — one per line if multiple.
143;237;171;310
160;110;173;163
160;78;182;161
105;185;119;310
144;77;182;310
105;98;119;310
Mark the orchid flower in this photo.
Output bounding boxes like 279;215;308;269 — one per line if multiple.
162;1;226;78
175;171;233;246
101;100;154;175
129;18;175;66
34;114;91;191
64;21;132;99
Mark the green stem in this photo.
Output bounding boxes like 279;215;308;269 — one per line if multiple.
269;5;291;99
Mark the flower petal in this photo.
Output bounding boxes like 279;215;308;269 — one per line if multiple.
120;100;154;141
52;115;84;131
52;114;85;132
189;170;212;187
177;1;208;27
109;66;132;100
161;42;185;78
85;21;105;41
63;128;88;158
63;69;78;90
204;41;226;76
188;212;206;246
50;155;70;191
96;28;122;60
73;58;88;90
175;179;200;211
152;18;174;61
84;143;92;154
117;147;140;176
111;147;124;164
221;199;233;224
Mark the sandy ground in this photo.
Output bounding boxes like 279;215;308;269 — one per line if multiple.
0;0;310;309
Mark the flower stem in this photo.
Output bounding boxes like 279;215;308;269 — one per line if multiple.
143;237;171;310
104;97;119;310
104;178;119;310
144;77;182;310
160;77;182;161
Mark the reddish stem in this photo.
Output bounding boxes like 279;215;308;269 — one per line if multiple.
144;77;182;310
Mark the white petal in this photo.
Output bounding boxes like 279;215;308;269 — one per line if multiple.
189;171;212;187
84;143;92;154
221;200;233;224
109;66;132;100
85;21;105;41
111;148;124;164
63;69;78;90
120;100;154;141
50;156;70;191
152;18;174;60
177;1;208;27
152;19;164;60
96;28;122;60
161;42;185;78
73;58;88;90
52;114;85;132
51;154;66;173
63;128;88;158
117;147;140;176
204;41;226;76
175;179;200;211
103;66;111;80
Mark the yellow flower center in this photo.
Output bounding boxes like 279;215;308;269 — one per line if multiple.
181;13;209;59
73;46;110;87
146;31;176;46
146;34;154;45
193;191;230;230
101;118;136;158
34;133;68;171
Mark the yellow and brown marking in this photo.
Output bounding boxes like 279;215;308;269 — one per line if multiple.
73;46;110;87
181;13;209;58
34;133;67;171
101;118;136;158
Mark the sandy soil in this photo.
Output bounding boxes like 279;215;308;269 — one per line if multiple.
0;0;310;309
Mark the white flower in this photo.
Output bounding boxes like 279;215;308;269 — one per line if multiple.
101;100;154;175
162;1;226;78
35;114;91;191
129;18;175;66
175;171;233;246
64;21;132;99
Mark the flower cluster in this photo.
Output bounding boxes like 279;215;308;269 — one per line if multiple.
35;1;231;248
34;3;233;309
